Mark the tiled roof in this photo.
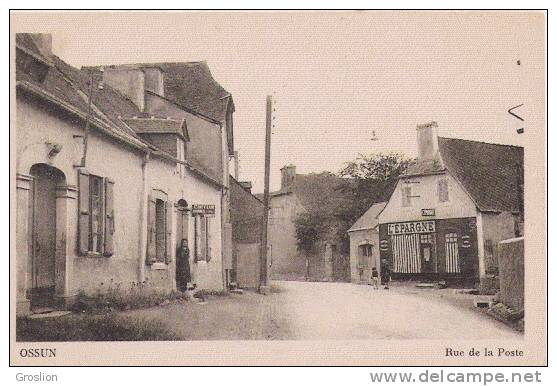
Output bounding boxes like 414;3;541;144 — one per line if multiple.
84;61;232;122
437;137;524;213
122;117;188;140
348;202;388;232
267;172;352;213
15;33;223;188
154;62;231;122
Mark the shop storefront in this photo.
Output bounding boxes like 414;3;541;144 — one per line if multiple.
378;217;479;283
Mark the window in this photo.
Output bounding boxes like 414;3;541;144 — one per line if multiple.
78;170;115;256
401;186;412;207
194;214;211;262
146;190;172;265
438;178;449;202
358;244;373;267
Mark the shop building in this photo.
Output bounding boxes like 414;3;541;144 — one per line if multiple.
377;122;523;287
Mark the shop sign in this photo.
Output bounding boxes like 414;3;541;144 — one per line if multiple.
191;204;215;216
379;239;389;251
387;220;435;235
421;208;435;216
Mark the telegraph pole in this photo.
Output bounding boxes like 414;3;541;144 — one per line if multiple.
259;95;273;294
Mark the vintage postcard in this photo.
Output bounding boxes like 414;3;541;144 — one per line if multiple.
9;10;546;366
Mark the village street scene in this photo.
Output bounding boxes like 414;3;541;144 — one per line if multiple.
12;12;541;343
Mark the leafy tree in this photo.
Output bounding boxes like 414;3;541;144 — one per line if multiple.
293;153;413;255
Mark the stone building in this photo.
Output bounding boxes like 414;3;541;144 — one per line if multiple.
347;202;387;284
82;60;235;288
15;33;232;315
265;165;350;282
377;122;523;287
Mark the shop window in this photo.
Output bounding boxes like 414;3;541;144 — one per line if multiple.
195;214;211;262
401;186;412;207
78;170;115;256
438;178;449;202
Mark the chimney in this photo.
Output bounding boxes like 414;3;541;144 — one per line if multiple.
239;181;252;193
143;67;164;97
30;33;52;57
281;164;296;190
416;121;439;160
102;66;145;111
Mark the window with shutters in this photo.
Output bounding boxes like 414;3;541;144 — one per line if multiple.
401;186;412;207
438;178;449;202
194;214;211;262
77;170;115;256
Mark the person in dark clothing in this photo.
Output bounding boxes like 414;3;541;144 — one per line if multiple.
176;238;191;292
371;267;379;289
380;259;391;289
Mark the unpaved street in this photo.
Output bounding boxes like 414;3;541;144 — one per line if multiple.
122;281;519;340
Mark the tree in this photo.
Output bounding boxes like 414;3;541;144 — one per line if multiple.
293;153;413;256
334;153;414;250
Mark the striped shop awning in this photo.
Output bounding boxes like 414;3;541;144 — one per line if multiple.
391;234;421;273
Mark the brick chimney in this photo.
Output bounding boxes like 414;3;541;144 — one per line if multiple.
239;181;252;193
416;121;439;160
281;164;296;190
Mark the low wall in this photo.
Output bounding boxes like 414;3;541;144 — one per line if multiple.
497;237;524;311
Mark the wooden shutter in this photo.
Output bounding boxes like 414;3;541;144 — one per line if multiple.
146;195;157;265
77;169;90;255
196;215;206;262
205;217;211;262
164;201;173;264
103;178;115;257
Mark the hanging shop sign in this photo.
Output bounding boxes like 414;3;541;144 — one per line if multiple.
387;220;435;235
191;204;216;216
379;239;389;251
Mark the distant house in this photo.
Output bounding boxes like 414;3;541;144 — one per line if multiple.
15;33;231;315
264;165;351;282
230;178;265;289
377;121;523;287
347;202;387;284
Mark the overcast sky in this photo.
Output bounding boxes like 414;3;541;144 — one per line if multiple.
12;11;545;192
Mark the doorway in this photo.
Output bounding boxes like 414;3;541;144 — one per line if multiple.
419;233;435;273
29;164;65;309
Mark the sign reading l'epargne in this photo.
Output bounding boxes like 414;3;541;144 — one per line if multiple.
191;204;216;215
387;220;435;235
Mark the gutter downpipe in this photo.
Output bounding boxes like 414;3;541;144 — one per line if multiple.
138;150;150;283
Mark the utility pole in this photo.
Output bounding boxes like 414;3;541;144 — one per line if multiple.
259;95;272;294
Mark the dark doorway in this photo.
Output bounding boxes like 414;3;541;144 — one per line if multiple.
29;164;65;309
420;233;435;273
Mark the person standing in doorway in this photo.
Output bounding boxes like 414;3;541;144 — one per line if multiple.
371;267;379;289
176;238;191;292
